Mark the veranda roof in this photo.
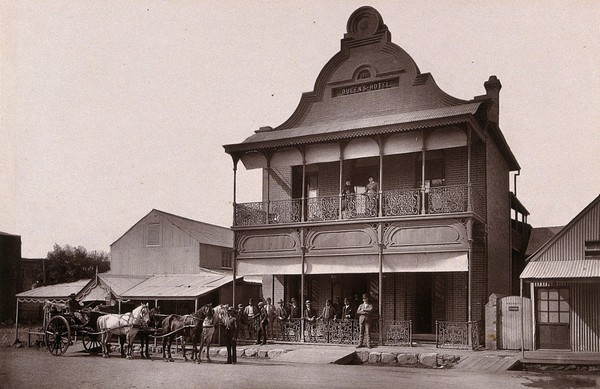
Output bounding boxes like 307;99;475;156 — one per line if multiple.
122;272;235;300
224;103;482;153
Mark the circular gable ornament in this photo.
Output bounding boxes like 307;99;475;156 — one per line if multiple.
346;6;384;39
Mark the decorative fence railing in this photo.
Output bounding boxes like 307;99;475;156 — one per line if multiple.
234;184;481;226
382;189;420;216
383;320;412;347
435;320;482;350
237;318;412;347
307;195;339;221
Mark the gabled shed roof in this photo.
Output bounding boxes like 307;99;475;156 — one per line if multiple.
521;194;600;279
111;209;233;248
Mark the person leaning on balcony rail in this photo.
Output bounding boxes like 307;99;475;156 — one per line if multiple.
304;300;317;340
320;298;336;321
365;176;379;195
341;297;353;321
275;299;288;338
356;294;373;348
288;298;300;319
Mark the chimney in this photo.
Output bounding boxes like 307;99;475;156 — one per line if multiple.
484;75;502;125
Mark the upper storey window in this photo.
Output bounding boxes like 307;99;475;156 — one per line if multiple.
585;241;600;259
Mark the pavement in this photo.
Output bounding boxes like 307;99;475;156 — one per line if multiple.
234;341;523;371
7;326;600;372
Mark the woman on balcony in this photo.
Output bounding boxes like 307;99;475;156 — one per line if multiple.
364;177;379;216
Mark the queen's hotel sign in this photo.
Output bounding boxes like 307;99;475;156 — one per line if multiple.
332;77;399;97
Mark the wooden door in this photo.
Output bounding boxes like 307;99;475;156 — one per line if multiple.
536;287;570;350
499;296;532;350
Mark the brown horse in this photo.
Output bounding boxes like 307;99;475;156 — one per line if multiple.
139;307;162;359
161;313;198;362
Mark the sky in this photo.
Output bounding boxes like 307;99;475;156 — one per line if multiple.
1;1;599;258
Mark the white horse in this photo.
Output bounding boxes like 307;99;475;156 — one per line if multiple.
97;303;150;359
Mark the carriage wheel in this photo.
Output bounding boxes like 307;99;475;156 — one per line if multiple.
45;316;71;356
82;333;102;354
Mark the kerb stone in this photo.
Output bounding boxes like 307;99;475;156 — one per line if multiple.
396;353;418;365
419;353;438;367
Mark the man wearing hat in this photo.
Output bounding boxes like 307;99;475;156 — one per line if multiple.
275;299;288;339
256;301;268;345
356;294;373;348
304;300;317;342
224;305;238;364
288;298;300;319
265;297;276;339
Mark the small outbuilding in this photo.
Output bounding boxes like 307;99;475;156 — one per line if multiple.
520;194;600;351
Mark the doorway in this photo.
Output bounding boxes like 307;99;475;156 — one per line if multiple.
415;273;433;334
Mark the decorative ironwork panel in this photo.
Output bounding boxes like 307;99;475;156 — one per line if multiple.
275;318;301;342
383;320;412;347
268;199;301;224
343;194;378;219
428;185;468;214
234;202;267;226
436;320;482;350
304;319;360;344
383;189;420;216
307;196;339;221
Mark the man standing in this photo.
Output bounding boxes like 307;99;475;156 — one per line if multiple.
264;297;276;339
341;297;353;321
224;305;238;364
256;301;268;345
243;299;257;338
304;300;317;342
288;298;300;319
356;294;373;348
320;298;336;321
275;299;287;339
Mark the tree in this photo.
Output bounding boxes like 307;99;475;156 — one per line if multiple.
38;244;110;285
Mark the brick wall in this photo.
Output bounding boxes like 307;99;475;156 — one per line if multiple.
445;146;468;185
485;139;511;296
265;166;293;201
317;162;340;197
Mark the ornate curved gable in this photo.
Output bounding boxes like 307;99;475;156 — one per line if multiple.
269;6;469;132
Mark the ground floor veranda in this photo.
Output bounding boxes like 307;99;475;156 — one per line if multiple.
242;272;484;349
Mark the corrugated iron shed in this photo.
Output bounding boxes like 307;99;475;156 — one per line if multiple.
122;272;233;299
520;260;600;279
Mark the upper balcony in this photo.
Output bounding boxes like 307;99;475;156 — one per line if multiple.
234;183;483;227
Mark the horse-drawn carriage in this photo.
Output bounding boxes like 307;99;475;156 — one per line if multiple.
43;301;105;356
42;301;232;361
43;301;153;358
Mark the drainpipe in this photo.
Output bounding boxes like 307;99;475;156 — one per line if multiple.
378;223;383;346
520;278;525;359
513;170;520;196
232;157;238;307
300;228;306;342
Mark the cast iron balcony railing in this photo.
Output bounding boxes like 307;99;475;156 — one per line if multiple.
233;184;483;226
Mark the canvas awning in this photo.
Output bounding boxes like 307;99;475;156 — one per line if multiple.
16;279;90;303
235;251;468;276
